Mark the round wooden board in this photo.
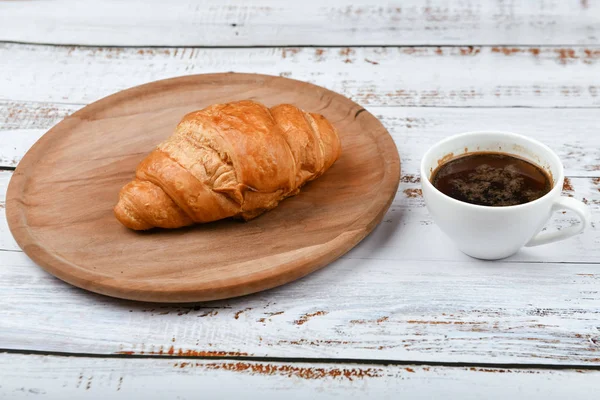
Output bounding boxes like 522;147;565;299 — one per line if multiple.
6;73;400;303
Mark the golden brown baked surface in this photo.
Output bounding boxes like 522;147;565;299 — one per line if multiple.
114;100;341;230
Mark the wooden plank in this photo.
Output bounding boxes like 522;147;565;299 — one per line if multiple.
2;44;600;109
0;101;80;167
2;157;600;261
3;105;600;264
0;171;16;251
3;104;600;174
1;355;598;400
1;0;599;46
1;229;599;364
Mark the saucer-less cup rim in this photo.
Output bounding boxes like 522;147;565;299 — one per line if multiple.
420;130;563;212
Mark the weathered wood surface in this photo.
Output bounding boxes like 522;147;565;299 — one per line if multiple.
1;39;600;364
1;4;600;392
1;185;599;365
1;354;598;400
4;102;600;172
2;155;599;259
2;44;600;109
1;0;599;46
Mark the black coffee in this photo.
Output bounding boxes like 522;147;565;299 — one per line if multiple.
431;152;552;207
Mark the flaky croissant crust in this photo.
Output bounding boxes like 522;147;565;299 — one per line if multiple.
114;100;341;230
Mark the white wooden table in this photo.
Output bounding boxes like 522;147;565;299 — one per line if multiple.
1;1;600;398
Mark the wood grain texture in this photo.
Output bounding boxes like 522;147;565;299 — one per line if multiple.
3;171;600;262
0;1;599;395
2;44;600;109
1;0;599;46
4;104;600;172
1;354;598;400
1;241;599;364
1;3;599;380
0;101;81;167
6;73;400;302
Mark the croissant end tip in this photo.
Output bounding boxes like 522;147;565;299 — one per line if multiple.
114;199;154;231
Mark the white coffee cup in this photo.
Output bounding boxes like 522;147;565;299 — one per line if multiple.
420;131;590;260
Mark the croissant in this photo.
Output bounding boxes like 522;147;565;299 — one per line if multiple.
114;100;342;230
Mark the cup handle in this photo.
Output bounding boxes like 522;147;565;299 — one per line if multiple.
525;197;591;247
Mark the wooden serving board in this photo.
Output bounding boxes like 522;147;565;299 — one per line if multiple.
6;73;400;302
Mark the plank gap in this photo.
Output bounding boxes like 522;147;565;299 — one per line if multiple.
3;99;600;111
2;40;600;49
2;349;599;371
